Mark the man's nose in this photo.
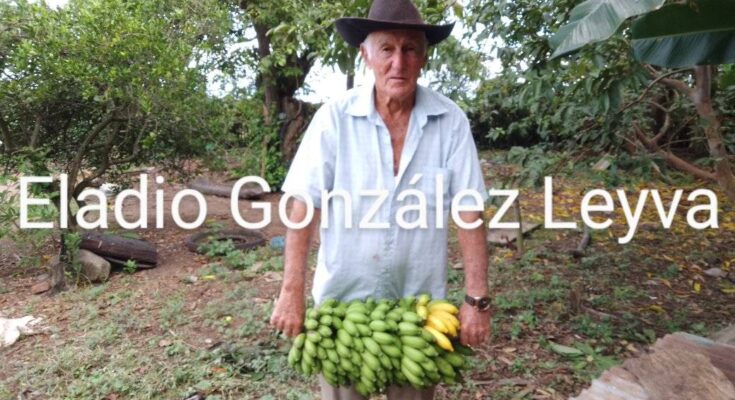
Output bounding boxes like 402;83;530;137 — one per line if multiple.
390;52;406;70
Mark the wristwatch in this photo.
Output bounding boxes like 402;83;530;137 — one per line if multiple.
465;294;492;312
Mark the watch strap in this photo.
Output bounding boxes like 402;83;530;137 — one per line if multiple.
465;294;491;311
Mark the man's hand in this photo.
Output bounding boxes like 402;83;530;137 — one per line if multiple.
269;200;318;337
270;289;305;337
458;302;491;347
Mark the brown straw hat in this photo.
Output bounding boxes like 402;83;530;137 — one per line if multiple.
335;0;454;47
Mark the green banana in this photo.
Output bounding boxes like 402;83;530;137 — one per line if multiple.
369;320;390;332
401;357;424;378
342;319;359;336
345;312;369;324
303;339;317;357
363;337;382;356
401;311;422;324
400;335;428;349
435;357;456;378
444;352;465;369
287;346;301;367
421;345;439;358
381;344;402;358
353;337;365;352
316;346;327;360
372;331;395;345
320;337;335;349
360;363;376;382
361;351;381;371
402;346;428;364
401;364;424;388
304;318;319;330
398;322;421;336
336;340;351;358
306;331;321;343
356;323;372;337
319;315;332;328
293;333;306;349
326;348;339;363
337;329;353;347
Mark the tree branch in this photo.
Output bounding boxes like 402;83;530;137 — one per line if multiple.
618;67;689;114
67;111;117;193
657;77;693;97
646;100;672;145
109;119;148;166
72;125;121;198
633;124;716;181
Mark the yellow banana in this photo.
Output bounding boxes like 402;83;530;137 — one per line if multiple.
424;325;454;352
432;310;460;329
440;316;458;338
416;305;428;320
428;301;459;315
427;315;449;334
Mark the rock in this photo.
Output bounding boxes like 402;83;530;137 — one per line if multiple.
592;157;612;171
263;271;283;282
78;250;111;283
31;281;51;295
35;273;50;283
712;324;735;346
452;262;463;270
704;268;727;278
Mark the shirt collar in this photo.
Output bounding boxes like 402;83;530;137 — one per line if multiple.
346;84;448;119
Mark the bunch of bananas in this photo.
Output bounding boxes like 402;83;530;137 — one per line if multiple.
287;294;471;396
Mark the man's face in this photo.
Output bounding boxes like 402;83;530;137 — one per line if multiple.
361;30;427;101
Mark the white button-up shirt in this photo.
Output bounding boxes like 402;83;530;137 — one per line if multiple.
282;84;487;304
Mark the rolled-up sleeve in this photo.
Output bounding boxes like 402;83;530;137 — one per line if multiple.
446;113;488;207
281;105;335;208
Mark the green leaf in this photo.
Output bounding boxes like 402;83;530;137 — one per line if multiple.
548;341;585;357
631;0;735;67
549;0;665;58
721;65;735;88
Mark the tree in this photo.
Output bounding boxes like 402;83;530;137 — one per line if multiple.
0;0;232;291
550;0;735;202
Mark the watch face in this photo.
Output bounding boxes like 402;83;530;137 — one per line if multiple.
478;298;491;311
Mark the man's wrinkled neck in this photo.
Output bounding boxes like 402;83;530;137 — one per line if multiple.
374;87;416;118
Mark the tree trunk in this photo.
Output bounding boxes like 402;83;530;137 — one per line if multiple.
0;115;12;156
80;232;158;266
49;232;69;294
692;66;735;203
346;72;354;90
254;23;278;119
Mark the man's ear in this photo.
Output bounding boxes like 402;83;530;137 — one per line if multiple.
359;44;370;66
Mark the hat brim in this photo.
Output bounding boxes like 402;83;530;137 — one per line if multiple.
335;18;454;47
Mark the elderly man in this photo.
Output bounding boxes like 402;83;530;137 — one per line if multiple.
270;0;490;398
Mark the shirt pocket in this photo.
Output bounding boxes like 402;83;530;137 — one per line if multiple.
418;167;452;210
